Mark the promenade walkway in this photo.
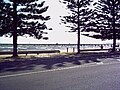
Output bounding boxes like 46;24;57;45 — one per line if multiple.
0;51;120;76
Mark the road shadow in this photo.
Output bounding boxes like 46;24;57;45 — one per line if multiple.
0;52;119;73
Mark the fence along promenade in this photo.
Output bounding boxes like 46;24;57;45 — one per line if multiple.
0;48;119;55
0;50;60;56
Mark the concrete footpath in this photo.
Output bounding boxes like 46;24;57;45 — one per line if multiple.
0;52;120;76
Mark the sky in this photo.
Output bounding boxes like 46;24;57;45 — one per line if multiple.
0;0;115;44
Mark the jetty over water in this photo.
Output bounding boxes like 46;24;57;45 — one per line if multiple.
0;43;117;46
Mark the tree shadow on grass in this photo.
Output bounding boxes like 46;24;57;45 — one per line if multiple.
0;52;118;73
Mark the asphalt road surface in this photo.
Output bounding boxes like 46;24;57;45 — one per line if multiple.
0;61;120;90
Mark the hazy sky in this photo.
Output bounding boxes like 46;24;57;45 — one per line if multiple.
0;0;115;44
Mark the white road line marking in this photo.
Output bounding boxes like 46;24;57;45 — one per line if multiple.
0;62;120;79
116;59;120;62
0;65;85;79
96;62;104;65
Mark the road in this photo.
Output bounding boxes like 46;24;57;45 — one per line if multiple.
0;61;120;90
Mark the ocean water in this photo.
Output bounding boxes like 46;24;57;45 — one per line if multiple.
0;44;114;52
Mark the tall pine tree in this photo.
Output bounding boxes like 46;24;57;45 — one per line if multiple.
83;0;120;52
60;0;93;53
0;0;50;57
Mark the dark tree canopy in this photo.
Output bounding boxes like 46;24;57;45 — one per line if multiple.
60;0;93;32
0;0;12;36
0;0;50;39
0;0;50;57
83;0;120;40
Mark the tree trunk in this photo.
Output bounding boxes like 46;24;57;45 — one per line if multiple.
77;0;80;54
13;32;18;57
13;0;18;57
112;0;116;52
113;27;116;52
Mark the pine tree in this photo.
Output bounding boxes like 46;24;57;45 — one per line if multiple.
60;0;93;53
0;0;50;57
83;0;120;52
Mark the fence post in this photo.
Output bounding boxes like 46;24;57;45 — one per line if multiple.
73;47;75;52
67;48;68;53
